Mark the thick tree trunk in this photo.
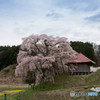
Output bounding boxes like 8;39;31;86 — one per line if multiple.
32;81;36;89
60;58;65;75
55;61;59;75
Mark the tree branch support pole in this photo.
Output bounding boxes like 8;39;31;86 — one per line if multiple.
40;80;41;91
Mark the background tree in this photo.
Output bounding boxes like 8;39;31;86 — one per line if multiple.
93;43;100;66
0;45;20;70
71;41;95;61
15;34;78;87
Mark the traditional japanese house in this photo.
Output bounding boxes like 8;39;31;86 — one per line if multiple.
67;53;95;75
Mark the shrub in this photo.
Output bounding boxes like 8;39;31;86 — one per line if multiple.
12;65;16;69
4;69;9;73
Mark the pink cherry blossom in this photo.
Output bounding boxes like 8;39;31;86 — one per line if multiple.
15;34;78;85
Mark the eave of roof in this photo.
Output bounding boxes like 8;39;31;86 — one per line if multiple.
67;53;95;64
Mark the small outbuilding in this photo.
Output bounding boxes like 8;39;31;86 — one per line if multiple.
67;53;95;75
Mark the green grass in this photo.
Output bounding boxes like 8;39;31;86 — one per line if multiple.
1;87;100;100
85;69;100;85
0;69;100;100
34;75;87;91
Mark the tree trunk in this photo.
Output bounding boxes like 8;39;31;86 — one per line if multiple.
60;58;65;75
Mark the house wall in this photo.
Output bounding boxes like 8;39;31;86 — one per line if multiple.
73;63;90;72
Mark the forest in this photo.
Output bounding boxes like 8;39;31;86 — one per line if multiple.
70;41;100;66
0;41;99;71
70;41;95;61
0;45;20;70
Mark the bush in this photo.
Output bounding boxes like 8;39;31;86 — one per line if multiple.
4;69;10;73
12;65;16;69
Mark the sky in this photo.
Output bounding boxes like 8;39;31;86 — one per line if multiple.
0;0;100;46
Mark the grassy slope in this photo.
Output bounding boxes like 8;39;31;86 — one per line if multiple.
34;69;100;91
0;69;100;100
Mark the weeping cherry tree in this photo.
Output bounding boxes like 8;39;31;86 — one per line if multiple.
15;34;78;87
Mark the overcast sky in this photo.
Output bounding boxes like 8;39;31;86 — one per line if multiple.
0;0;100;46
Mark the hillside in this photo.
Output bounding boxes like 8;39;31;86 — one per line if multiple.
0;64;20;84
0;65;100;99
0;63;100;87
21;69;100;100
33;69;100;91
